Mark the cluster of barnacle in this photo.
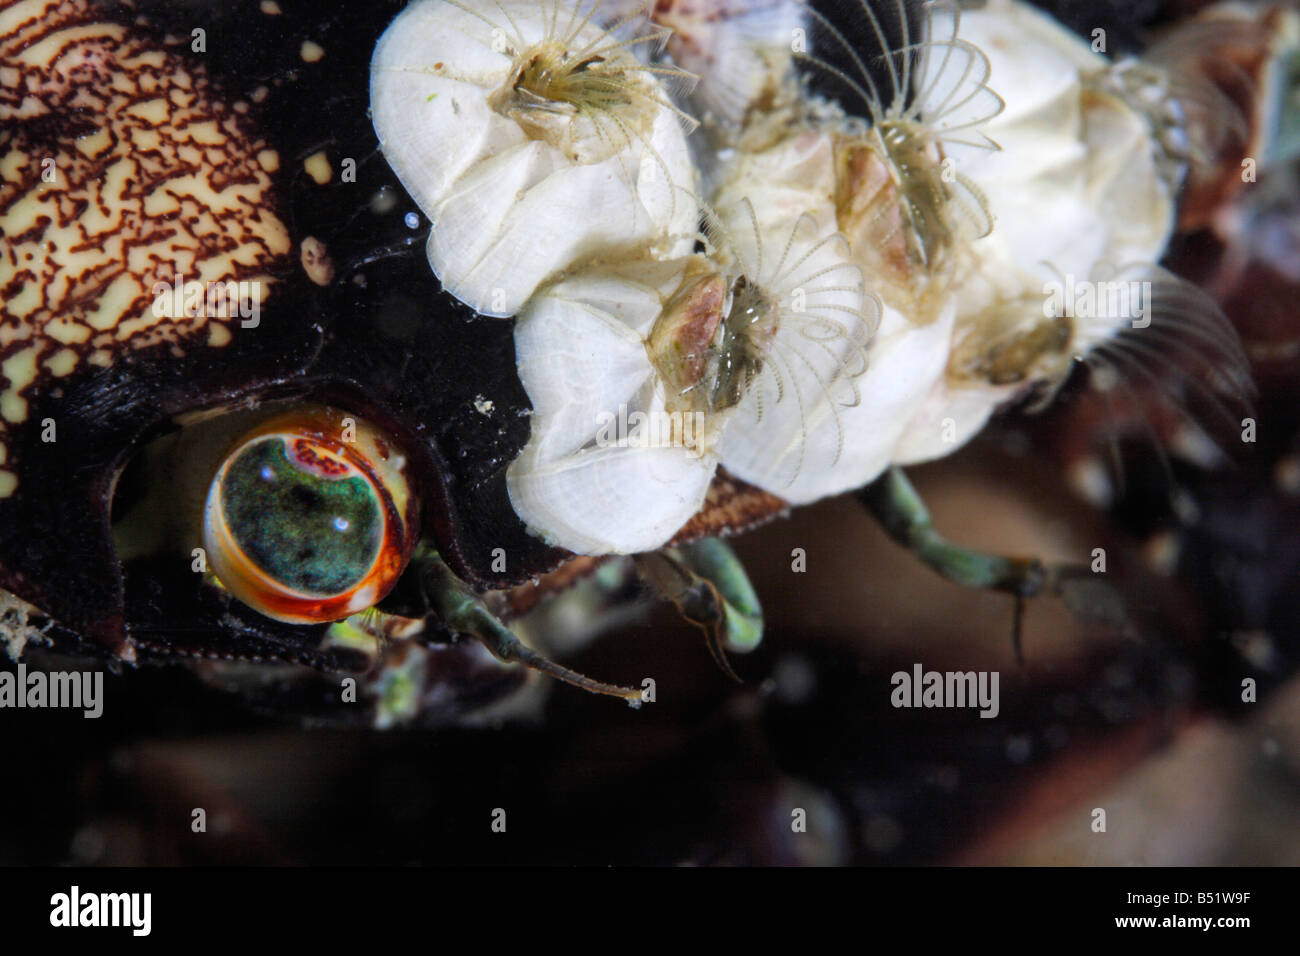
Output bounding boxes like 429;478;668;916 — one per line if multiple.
363;0;1286;695
371;0;1264;563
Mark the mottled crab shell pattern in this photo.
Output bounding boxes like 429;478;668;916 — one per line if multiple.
369;0;701;317
0;0;291;501
0;0;296;651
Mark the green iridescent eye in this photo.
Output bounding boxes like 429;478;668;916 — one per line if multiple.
203;407;418;624
221;437;383;595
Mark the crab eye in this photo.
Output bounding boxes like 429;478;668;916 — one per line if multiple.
202;407;418;624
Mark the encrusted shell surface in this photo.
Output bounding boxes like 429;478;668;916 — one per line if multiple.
507;258;721;554
892;0;1180;465
369;0;700;317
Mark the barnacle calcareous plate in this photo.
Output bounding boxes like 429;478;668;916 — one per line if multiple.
2;0;1299;873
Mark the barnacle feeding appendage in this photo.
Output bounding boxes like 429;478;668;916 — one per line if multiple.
481;0;699;144
369;0;701;317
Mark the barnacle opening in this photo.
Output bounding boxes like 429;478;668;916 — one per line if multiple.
478;0;697;164
948;299;1075;388
645;263;730;423
707;274;782;413
831;122;968;323
496;45;630;114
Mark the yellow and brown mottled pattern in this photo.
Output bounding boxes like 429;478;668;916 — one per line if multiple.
498;554;606;620
0;0;291;497
670;469;788;544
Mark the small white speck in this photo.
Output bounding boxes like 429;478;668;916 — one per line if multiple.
334;517;350;532
260;465;275;482
370;186;397;215
473;395;495;415
404;212;420;229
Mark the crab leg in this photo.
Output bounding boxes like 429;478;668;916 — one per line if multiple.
858;467;1130;660
415;547;644;706
636;538;764;681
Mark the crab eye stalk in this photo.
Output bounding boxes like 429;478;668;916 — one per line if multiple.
202;408;419;624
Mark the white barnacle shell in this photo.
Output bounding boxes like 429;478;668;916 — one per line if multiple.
705;198;881;505
370;0;701;317
707;122;958;504
943;0;1176;281
506;257;726;555
636;0;809;132
891;0;1185;465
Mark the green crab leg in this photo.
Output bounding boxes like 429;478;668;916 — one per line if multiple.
635;538;764;681
415;547;644;706
858;467;1128;660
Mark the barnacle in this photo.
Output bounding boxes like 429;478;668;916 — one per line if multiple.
798;0;1001;324
890;0;1252;468
506;254;726;555
369;0;701;317
705;199;878;500
506;189;878;550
